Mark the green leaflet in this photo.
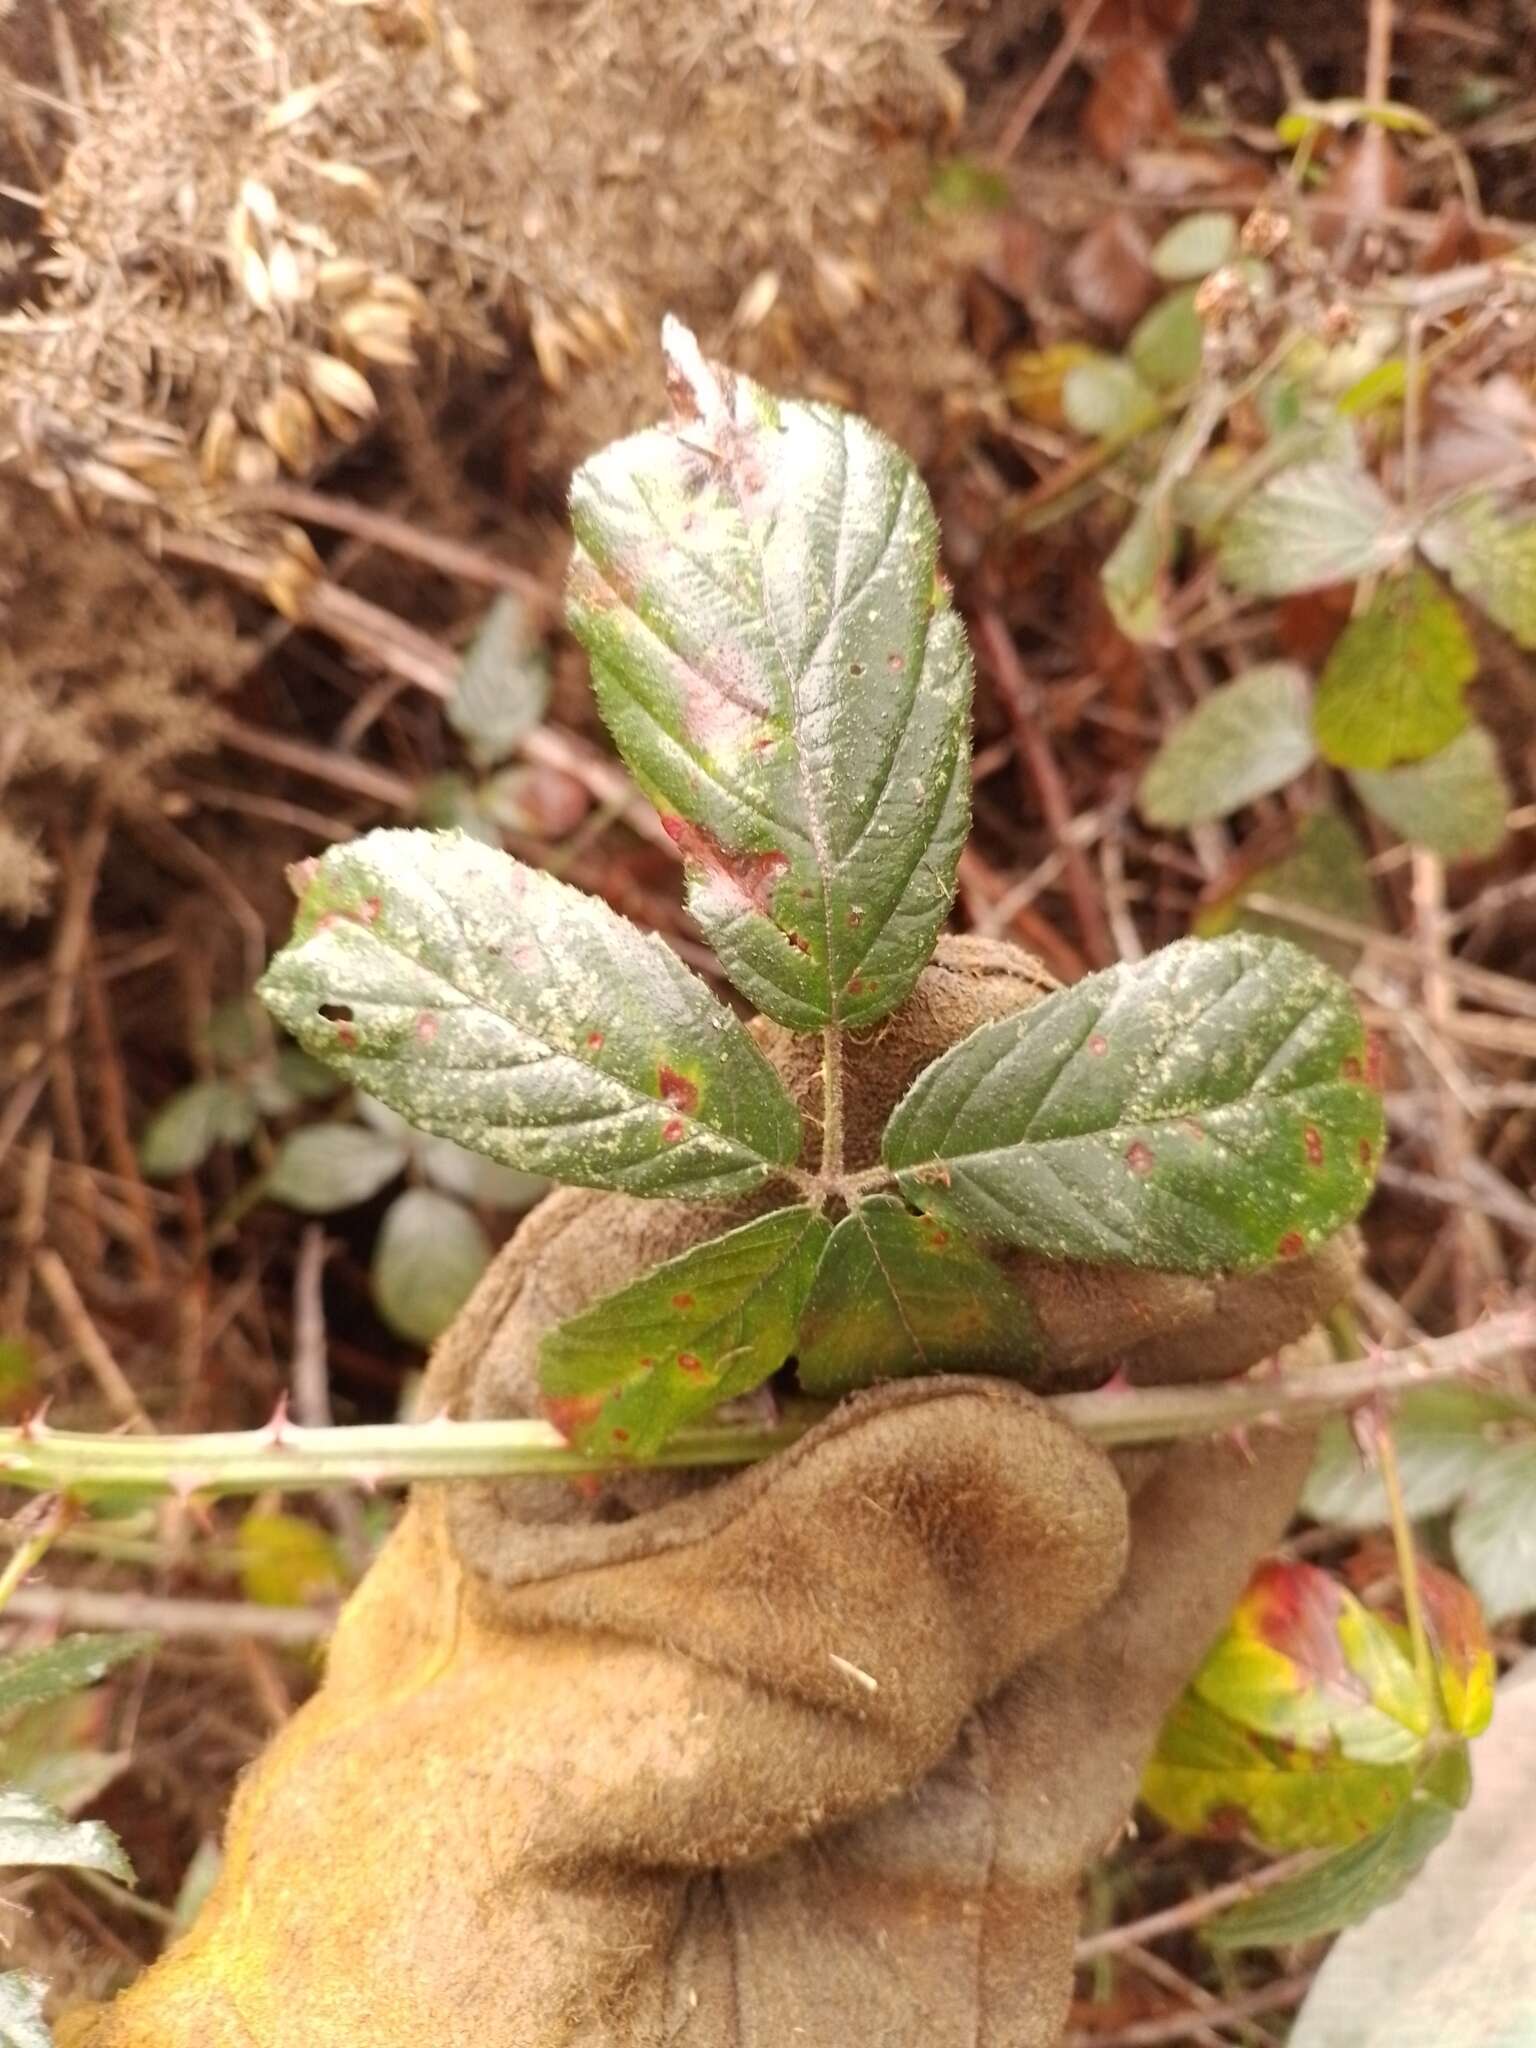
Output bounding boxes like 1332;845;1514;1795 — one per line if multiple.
882;934;1383;1272
0;1635;153;1721
1218;460;1406;597
257;829;803;1200
1314;566;1476;770
1421;491;1536;648
370;1189;491;1347
796;1195;1036;1395
1452;1441;1536;1625
540;1207;830;1458
1352;724;1510;860
1209;1773;1465;1949
1139;663;1316;826
0;1790;133;1883
566;319;971;1032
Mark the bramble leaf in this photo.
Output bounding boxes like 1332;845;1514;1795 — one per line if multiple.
1314;567;1476;770
237;1510;346;1607
1129;287;1203;391
0;1790;133;1883
1218;462;1406;597
567;319;971;1031
1452;1441;1536;1625
1151;211;1238;280
0;1971;50;2048
1193;1561;1430;1767
0;1635;153;1721
1304;1385;1531;1528
265;1123;408;1213
1352;724;1510;860
1208;1767;1465;1949
795;1195;1035;1395
139;1081;256;1178
1139;663;1316;826
1063;357;1160;441
371;1188;490;1346
883;934;1382;1272
540;1207;830;1458
1421;491;1536;647
257;829;802;1199
1195;811;1380;974
447;592;550;769
1142;1687;1416;1854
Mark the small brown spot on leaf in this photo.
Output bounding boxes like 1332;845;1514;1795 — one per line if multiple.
1277;1231;1306;1259
677;1352;705;1375
1304;1126;1325;1168
1341;1054;1364;1081
849;660;865;677
1358;1136;1375;1167
887;652;905;674
1088;1033;1109;1056
1125;1141;1155;1176
924;1227;950;1249
661;1117;686;1144
543;1393;604;1442
787;931;811;955
586;1031;605;1051
671;1294;695;1311
659;1066;699;1114
846;908;864;928
357;895;381;925
611;1427;631;1445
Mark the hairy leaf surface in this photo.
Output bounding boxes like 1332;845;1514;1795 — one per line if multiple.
258;829;802;1198
567;320;970;1030
1218;462;1405;597
796;1195;1035;1394
540;1207;830;1457
0;1791;133;1883
883;934;1382;1271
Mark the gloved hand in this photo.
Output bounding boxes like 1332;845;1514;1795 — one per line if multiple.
62;940;1353;2048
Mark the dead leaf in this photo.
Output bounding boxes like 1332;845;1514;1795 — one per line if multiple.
1081;44;1178;167
1065;211;1158;331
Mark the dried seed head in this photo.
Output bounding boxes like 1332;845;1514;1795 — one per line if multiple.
315;257;374;304
335;298;417;367
257;387;320;473
1241;207;1291;258
200;407;240;484
266;239;306;307
233;434;281;486
307;160;385;210
303;351;379;435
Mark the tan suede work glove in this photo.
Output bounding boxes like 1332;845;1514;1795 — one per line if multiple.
63;941;1354;2048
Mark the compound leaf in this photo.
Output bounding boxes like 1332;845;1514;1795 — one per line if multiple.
795;1195;1036;1395
540;1206;830;1458
1352;724;1510;860
1218;462;1406;597
1314;567;1476;770
258;828;803;1199
1421;491;1536;648
883;934;1382;1272
1139;663;1316;826
567;319;970;1032
0;1790;132;1883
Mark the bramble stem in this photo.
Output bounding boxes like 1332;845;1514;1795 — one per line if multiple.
820;1028;845;1182
0;1309;1526;1501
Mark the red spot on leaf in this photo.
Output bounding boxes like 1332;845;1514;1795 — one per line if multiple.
1304;1126;1325;1168
886;652;905;674
611;1427;631;1444
335;1022;357;1050
658;1066;699;1114
671;1294;695;1311
357;895;382;925
1125;1141;1155;1176
1341;1054;1364;1081
661;1117;686;1144
924;1228;950;1249
661;816;790;917
846;908;864;928
787;931;811;954
677;1352;704;1375
1277;1231;1306;1259
1180;1119;1206;1142
543;1393;605;1442
512;944;538;970
586;1031;605;1051
1358;1136;1375;1167
415;1012;439;1044
1088;1033;1109;1056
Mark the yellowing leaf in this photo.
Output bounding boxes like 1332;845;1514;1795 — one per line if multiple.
237;1511;345;1608
1004;343;1103;429
1314;568;1476;771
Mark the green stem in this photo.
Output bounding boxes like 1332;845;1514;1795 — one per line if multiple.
0;1309;1523;1501
820;1028;845;1182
